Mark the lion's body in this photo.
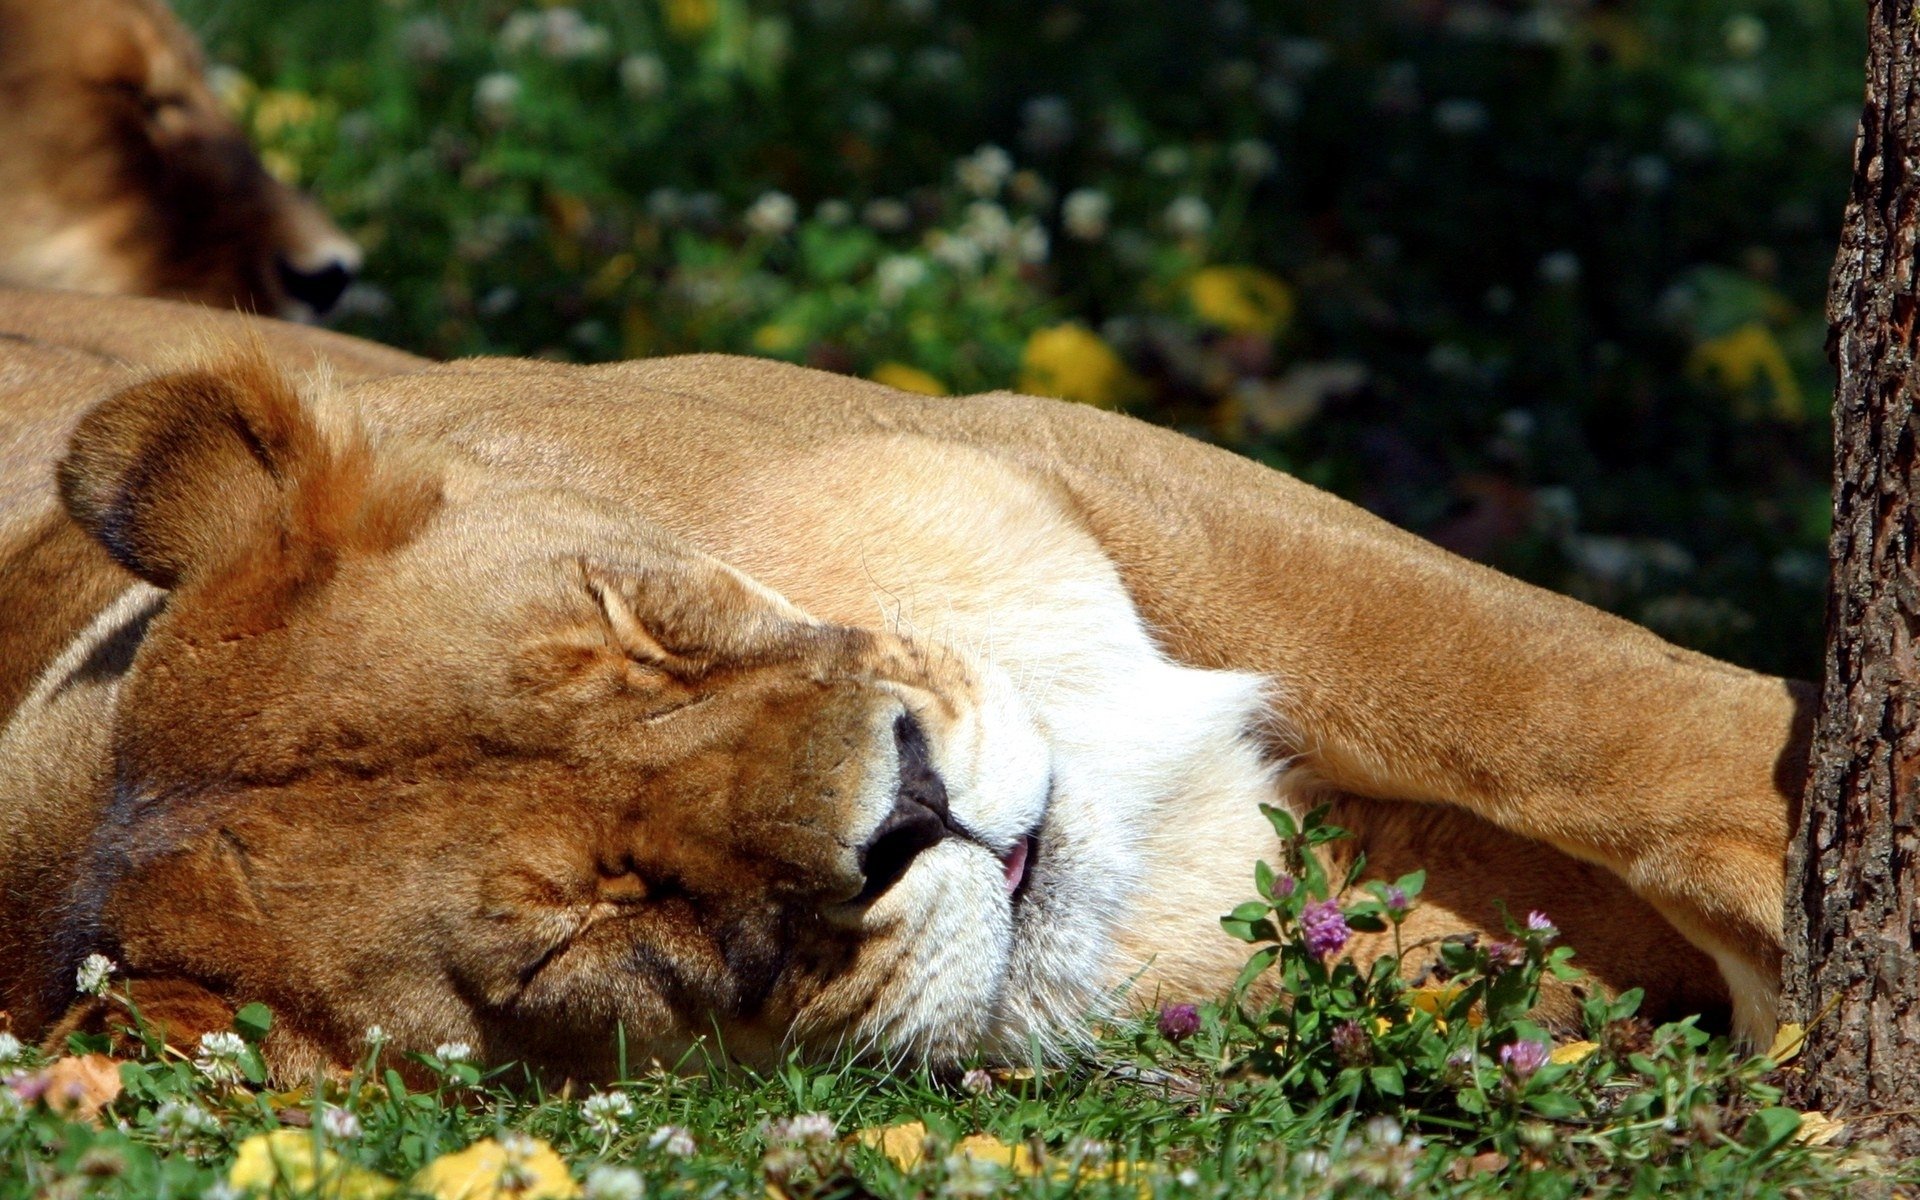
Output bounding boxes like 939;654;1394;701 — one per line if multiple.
0;291;1803;1072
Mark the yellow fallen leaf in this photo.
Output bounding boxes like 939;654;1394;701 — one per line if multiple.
858;1121;932;1171
1767;1022;1807;1065
952;1133;1037;1172
1795;1110;1846;1146
410;1136;580;1200
1549;1041;1599;1066
229;1130;397;1200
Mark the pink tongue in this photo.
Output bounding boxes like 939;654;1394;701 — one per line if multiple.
1001;837;1030;896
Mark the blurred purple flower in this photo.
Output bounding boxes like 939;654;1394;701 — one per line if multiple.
1330;1019;1371;1067
1301;900;1351;958
1274;874;1297;898
1385;886;1409;913
1499;1039;1550;1081
1158;1003;1201;1042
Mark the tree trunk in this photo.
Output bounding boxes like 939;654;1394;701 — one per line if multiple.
1783;0;1920;1153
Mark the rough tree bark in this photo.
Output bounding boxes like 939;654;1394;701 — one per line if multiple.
1782;0;1920;1154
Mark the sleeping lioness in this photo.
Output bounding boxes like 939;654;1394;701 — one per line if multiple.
0;0;359;316
0;290;1809;1081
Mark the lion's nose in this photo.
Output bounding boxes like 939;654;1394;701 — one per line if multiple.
276;253;356;316
855;712;952;902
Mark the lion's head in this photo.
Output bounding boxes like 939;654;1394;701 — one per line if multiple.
0;0;358;316
53;353;1061;1079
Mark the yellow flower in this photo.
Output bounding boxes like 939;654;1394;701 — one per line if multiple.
259;150;301;186
411;1136;580;1200
229;1130;397;1200
1688;322;1805;420
1187;266;1295;338
1018;324;1141;409
860;1124;1150;1196
751;323;805;354
1402;982;1484;1034
663;0;717;36
252;90;320;138
869;362;949;395
586;253;637;301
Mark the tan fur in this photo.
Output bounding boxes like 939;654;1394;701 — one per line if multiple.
0;291;1810;1078
0;0;360;315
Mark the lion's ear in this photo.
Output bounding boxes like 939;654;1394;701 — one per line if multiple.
42;978;232;1058
58;349;325;590
58;348;437;591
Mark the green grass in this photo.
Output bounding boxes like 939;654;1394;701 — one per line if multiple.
3;812;1904;1197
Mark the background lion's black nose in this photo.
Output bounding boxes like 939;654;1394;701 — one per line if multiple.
276;255;355;315
855;713;952;902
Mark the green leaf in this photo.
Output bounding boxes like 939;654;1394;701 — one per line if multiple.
233;1002;273;1043
1369;1065;1405;1096
1394;869;1426;899
1229;901;1271;923
1526;1091;1583;1119
1261;804;1298;840
1742;1106;1802;1154
1254;859;1275;898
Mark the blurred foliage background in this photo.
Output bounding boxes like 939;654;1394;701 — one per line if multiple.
178;0;1863;678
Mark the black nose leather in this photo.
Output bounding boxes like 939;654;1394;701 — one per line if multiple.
276;257;354;314
856;713;951;902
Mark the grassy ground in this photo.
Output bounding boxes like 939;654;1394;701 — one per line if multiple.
3;815;1906;1197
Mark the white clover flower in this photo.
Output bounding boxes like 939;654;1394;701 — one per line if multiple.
1019;95;1074;154
938;1153;999;1197
850;45;896;81
815;199;852;226
1146;145;1190;176
1538;249;1582;286
649;1124;696;1157
397;16;454;65
1175;1167;1201;1187
321;1106;363;1140
862;198;912;232
1276;37;1332;75
961;201;1013;253
1230;138;1278;178
955;144;1013;197
584;1165;646;1200
620;53;669;100
910;47;963;84
435;1041;474;1064
765;1112;837;1146
200;1181;242;1200
195;1031;248;1085
1061;188;1111;241
581;1089;635;1134
959;1068;992;1095
1064;1137;1109;1166
1433;97;1489;135
1014;219;1049;264
874;254;929;303
1363;1115;1404;1147
153;1100;220;1144
928;231;984;274
363;1025;388;1047
76;953;115;997
473;72;523;127
0;1033;24;1068
1163;195;1212;238
1723;13;1767;58
501;9;609;59
744;191;798;238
